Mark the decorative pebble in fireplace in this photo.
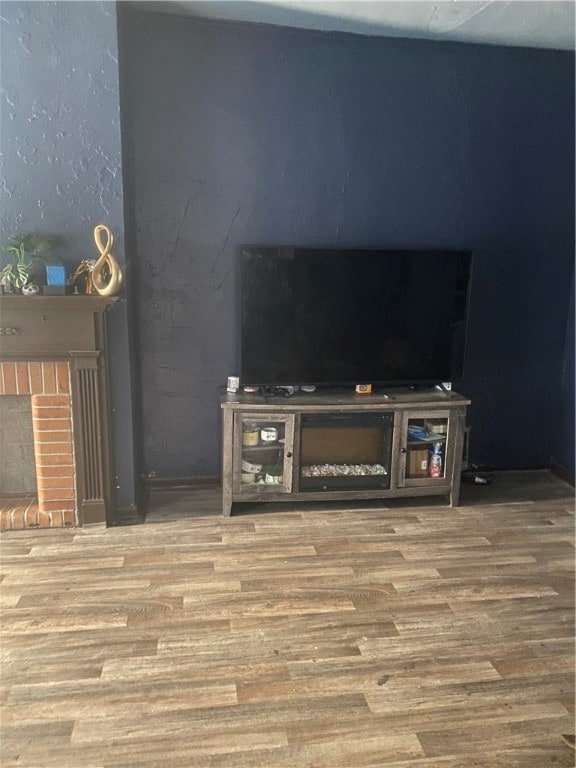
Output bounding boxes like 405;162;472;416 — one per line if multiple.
301;463;388;477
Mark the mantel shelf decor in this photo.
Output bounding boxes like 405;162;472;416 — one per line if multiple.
0;232;59;294
70;224;123;296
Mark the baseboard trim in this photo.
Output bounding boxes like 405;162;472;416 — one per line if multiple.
465;464;551;473
112;503;145;526
143;476;221;490
551;463;575;487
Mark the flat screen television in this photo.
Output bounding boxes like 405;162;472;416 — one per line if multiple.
240;247;472;388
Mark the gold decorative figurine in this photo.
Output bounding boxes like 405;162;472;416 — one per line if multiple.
69;225;124;296
91;224;123;296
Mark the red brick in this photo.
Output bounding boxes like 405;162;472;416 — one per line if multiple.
49;511;64;527
25;506;39;527
3;363;17;395
0;510;11;530
38;488;75;502
37;476;74;490
41;500;75;513
10;508;26;529
35;455;74;466
42;362;57;393
56;362;70;394
30;406;70;419
35;436;73;448
15;362;30;394
36;466;75;479
28;362;43;394
32;419;72;432
32;393;69;408
63;510;77;527
37;512;53;528
35;442;73;455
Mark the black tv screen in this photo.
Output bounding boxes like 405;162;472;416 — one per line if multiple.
240;247;472;388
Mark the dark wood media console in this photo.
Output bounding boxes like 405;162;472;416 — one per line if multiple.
220;388;470;516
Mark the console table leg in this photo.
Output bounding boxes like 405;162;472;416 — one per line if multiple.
449;408;466;508
221;407;234;516
450;484;461;507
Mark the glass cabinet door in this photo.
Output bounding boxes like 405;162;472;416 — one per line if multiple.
401;411;451;485
233;413;295;494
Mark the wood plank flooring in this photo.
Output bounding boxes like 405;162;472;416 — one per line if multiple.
1;470;574;767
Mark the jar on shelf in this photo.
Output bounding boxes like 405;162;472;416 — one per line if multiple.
242;423;259;447
260;426;278;442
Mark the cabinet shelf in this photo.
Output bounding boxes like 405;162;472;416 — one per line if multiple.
407;438;446;446
242;442;284;452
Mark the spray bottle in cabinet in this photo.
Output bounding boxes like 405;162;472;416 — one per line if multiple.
428;442;443;478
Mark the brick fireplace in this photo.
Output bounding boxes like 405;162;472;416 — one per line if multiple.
0;361;75;529
0;296;116;530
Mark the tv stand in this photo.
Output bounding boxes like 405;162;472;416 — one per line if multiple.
220;388;470;516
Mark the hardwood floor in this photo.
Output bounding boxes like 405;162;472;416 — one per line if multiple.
1;471;574;767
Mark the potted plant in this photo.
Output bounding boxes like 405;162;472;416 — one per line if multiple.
1;232;58;293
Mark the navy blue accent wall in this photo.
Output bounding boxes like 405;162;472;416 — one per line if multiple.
1;2;137;509
555;270;575;473
118;9;574;477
